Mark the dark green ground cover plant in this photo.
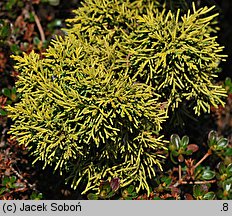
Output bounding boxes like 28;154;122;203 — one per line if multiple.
0;0;231;200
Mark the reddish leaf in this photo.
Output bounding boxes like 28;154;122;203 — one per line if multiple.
187;144;199;153
184;193;194;200
110;178;120;191
178;154;184;162
32;0;40;4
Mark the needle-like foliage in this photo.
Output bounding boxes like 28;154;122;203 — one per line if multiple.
66;0;160;45
120;4;227;114
7;0;227;196
67;1;227;115
7;34;168;195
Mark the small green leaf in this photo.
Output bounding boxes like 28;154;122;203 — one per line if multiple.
2;88;11;98
224;148;232;156
161;176;172;186
2;177;10;186
217;162;226;174
208;130;217;146
203;192;215;200
201;170;215;180
193;185;208;198
217;138;228;149
11;87;17;95
170;134;181;150
0;187;6;195
10;176;17;183
226;164;232;175
87;193;99;200
164;178;172;186
0;23;11;39
193;185;202;198
0;109;7;116
33;37;41;46
29;12;35;22
10;44;21;54
127;185;134;193
181;135;189;148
